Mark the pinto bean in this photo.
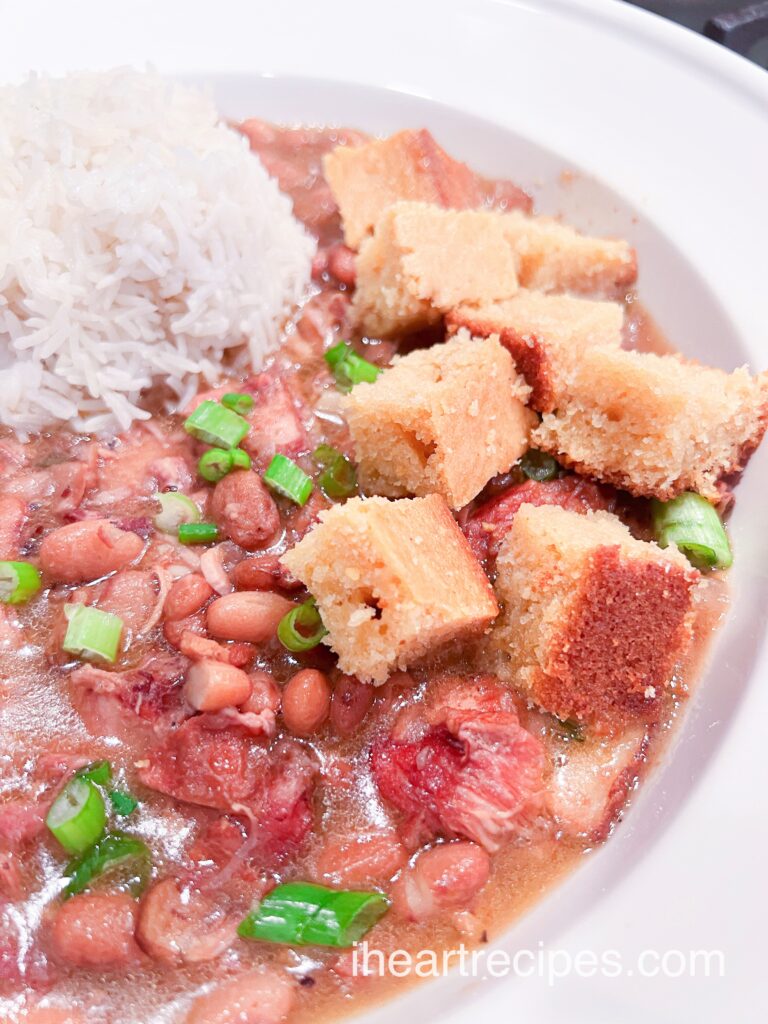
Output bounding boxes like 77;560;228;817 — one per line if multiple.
136;877;238;965
39;519;144;583
330;674;375;736
164;573;214;621
393;842;491;922
233;553;301;592
48;892;142;968
282;669;331;736
211;471;280;551
185;968;296;1024
327;243;357;286
184;660;252;712
207;591;294;643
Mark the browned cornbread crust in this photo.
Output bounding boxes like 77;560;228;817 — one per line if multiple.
494;504;698;727
342;331;536;509
533;346;768;501
281;494;498;684
322;128;499;249
446;291;623;412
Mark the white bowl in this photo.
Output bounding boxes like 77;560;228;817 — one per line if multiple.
4;2;768;1021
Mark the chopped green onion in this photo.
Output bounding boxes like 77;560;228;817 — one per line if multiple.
63;604;123;664
312;445;357;500
63;830;151;898
652;492;733;570
558;718;585;743
324;341;381;393
277;598;328;652
230;448;252;470
153;492;200;533
0;561;42;605
46;777;107;854
184;400;250;449
520;449;560;482
263;454;313;507
109;791;138;817
221;392;255;415
198;448;234;483
238;882;389;948
178;522;219;545
76;760;113;786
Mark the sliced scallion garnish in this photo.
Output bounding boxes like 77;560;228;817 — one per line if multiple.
324;341;381;393
76;760;113;786
238;882;389;947
312;445;357;500
277;598;327;652
63;830;151;898
263;454;313;507
230;448;252;470
221;392;255;415
0;561;42;605
108;791;138;816
178;522;219;545
63;604;123;664
46;777;107;854
184;400;250;449
153;492;200;534
520;449;560;482
652;492;733;570
198;448;234;483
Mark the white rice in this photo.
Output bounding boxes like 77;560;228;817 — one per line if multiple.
0;68;315;434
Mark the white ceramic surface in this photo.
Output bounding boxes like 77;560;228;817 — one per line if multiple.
2;2;767;1022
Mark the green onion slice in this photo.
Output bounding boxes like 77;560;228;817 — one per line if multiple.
520;449;560;482
238;882;389;948
178;522;219;545
651;492;733;570
324;342;381;393
46;777;107;855
108;791;138;816
0;561;42;605
230;448;252;470
184;400;250;449
76;760;113;786
221;392;255;415
277;598;328;652
63;830;151;898
263;454;313;507
198;448;234;483
153;492;200;534
312;445;357;500
63;604;123;664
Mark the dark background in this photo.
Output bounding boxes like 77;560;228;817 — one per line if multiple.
627;0;768;67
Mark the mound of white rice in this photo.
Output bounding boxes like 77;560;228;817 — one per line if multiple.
0;68;315;434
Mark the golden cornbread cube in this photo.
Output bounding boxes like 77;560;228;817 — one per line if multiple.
280;494;499;684
533;347;768;501
501;210;637;295
447;290;623;412
322;129;490;249
494;504;699;727
342;330;536;509
352;202;519;337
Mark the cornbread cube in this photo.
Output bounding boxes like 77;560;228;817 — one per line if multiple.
280;495;498;684
501;210;637;295
342;331;535;509
447;290;623;411
494;504;699;726
323;129;490;249
533;347;768;501
352;202;519;337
